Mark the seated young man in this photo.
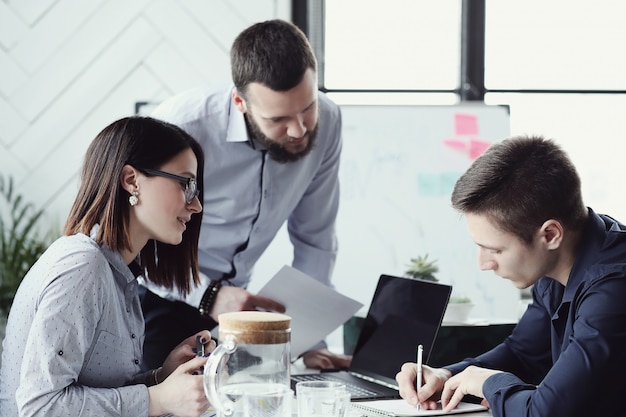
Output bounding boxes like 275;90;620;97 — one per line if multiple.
396;135;626;417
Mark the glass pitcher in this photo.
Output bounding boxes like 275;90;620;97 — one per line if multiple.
204;311;292;416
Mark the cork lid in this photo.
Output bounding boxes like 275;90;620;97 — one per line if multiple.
218;311;291;344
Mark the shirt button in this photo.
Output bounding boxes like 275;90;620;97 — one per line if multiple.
131;333;136;339
134;359;140;365
126;307;131;313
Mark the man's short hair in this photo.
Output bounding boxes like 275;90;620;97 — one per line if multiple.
451;135;588;244
230;19;317;96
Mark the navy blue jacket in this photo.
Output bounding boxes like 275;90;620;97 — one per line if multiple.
447;208;626;417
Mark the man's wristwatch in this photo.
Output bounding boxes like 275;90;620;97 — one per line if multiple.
198;280;222;319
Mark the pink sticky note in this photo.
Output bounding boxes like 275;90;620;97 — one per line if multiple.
443;139;468;152
455;114;479;136
469;139;491;159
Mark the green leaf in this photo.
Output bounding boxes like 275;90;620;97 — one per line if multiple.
404;254;439;282
0;174;58;315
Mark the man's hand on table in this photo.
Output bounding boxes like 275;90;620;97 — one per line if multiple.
302;348;352;369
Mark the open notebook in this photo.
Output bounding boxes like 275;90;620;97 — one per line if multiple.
351;399;488;416
291;274;452;401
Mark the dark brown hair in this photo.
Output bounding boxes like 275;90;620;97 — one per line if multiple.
64;116;204;294
231;19;317;96
451;135;587;244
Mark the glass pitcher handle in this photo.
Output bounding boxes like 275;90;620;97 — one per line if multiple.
203;334;237;415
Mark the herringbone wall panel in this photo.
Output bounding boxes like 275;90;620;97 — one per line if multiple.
0;0;289;228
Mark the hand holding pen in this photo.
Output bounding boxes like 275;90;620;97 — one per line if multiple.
160;330;214;380
145;331;215;416
396;354;453;410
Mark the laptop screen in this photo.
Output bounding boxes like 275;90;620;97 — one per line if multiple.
349;275;452;383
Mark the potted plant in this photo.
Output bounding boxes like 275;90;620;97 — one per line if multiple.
404;254;474;323
0;174;57;320
405;254;439;281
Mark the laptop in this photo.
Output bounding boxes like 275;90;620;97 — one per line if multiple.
291;274;452;401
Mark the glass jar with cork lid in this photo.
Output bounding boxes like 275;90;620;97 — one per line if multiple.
203;311;292;416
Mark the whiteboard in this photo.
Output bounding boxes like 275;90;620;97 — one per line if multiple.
252;104;521;323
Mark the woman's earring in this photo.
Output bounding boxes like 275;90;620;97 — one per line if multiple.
129;191;139;206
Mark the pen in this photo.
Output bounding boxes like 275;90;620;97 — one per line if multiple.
416;344;423;410
196;335;205;357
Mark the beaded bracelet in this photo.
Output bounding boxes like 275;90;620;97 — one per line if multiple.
198;280;222;319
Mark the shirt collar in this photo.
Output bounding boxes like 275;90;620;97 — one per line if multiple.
562;207;603;300
225;89;250;144
225;88;268;152
89;223;140;285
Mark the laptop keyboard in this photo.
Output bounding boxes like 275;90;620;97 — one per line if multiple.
291;373;380;398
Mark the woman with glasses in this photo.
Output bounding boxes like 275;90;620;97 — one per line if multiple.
0;116;213;417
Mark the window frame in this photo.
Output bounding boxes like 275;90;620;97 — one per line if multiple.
293;0;626;100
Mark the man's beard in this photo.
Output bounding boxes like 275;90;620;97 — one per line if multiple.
245;113;319;163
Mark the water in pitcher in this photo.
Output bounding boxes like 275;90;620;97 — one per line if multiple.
217;383;293;417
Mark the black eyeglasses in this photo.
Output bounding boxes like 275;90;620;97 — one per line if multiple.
140;168;199;204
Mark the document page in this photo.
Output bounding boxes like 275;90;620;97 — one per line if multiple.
257;265;363;359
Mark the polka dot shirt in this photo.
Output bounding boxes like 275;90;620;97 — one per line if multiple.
0;229;150;416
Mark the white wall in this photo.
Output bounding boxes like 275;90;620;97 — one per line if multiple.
0;0;290;226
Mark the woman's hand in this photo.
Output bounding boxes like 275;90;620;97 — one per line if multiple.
148;355;210;417
161;330;215;379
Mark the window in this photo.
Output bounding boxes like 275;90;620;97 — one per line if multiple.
322;1;462;93
485;1;626;90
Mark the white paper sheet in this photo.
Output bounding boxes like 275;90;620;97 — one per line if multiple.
256;265;363;359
